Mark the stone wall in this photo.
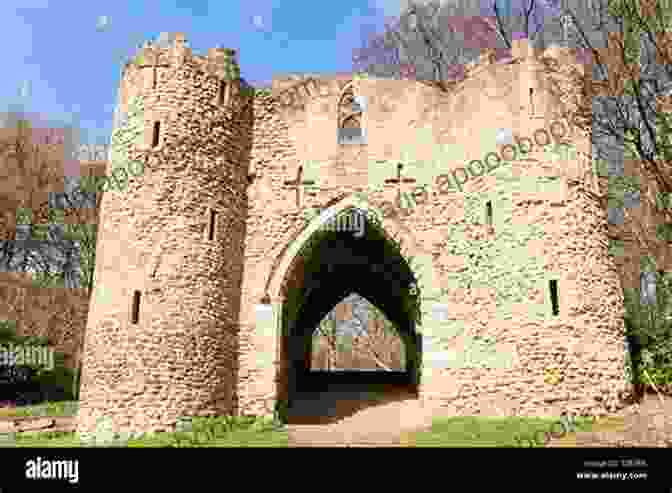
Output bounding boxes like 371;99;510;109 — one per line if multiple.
77;35;251;435
74;33;670;436
241;39;632;420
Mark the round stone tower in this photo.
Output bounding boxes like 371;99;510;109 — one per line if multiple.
76;33;251;437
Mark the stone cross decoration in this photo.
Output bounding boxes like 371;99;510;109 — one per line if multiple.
384;163;416;207
284;167;316;209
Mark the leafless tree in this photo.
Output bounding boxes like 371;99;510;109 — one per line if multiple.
0;111;67;276
345;295;403;371
0;111;102;397
539;0;672;263
352;0;596;91
311;294;404;370
0;110;100;294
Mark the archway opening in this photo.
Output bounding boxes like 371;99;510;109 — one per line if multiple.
277;207;421;424
310;292;406;374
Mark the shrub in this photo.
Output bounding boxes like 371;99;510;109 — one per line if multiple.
623;270;672;397
31;356;79;402
0;320;77;405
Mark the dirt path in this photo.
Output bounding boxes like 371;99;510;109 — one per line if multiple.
285;388;672;447
284;383;436;446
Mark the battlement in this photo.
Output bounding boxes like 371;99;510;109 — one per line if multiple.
462;39;582;79
121;32;241;91
111;32;249;137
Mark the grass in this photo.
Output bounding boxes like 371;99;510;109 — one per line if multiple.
0;401;290;447
1;400;623;447
0;400;79;418
8;427;291;448
402;415;614;447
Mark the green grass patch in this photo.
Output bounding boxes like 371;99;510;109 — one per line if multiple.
1;409;289;448
403;415;599;447
6;428;290;448
0;401;79;418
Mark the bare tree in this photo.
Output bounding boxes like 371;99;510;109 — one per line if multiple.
542;0;672;258
310;294;404;371
0;111;69;277
0;111;102;398
352;0;568;90
0;111;99;294
45;176;100;294
347;295;403;371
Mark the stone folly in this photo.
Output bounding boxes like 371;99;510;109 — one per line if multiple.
75;33;671;437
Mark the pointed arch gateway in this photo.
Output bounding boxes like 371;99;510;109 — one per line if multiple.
266;195;423;417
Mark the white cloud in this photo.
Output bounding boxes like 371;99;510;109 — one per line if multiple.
19;80;31;99
354;95;367;110
96;15;111;32
252;15;265;30
495;128;513;145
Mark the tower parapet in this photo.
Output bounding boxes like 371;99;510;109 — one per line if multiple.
116;33;243;117
77;33;250;437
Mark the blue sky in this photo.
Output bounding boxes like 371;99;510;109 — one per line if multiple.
1;0;411;149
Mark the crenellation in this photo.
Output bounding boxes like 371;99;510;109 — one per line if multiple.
69;37;665;437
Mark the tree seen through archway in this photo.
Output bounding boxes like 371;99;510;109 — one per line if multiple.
310;293;405;372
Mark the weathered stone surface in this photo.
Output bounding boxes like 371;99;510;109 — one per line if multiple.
5;33;651;436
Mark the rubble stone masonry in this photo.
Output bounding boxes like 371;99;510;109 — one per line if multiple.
45;33;670;436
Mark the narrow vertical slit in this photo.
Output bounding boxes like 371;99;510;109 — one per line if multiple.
486;200;493;226
219;82;226;105
549;280;559;316
152;121;160;148
529;87;534;115
131;290;141;324
209;209;217;241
